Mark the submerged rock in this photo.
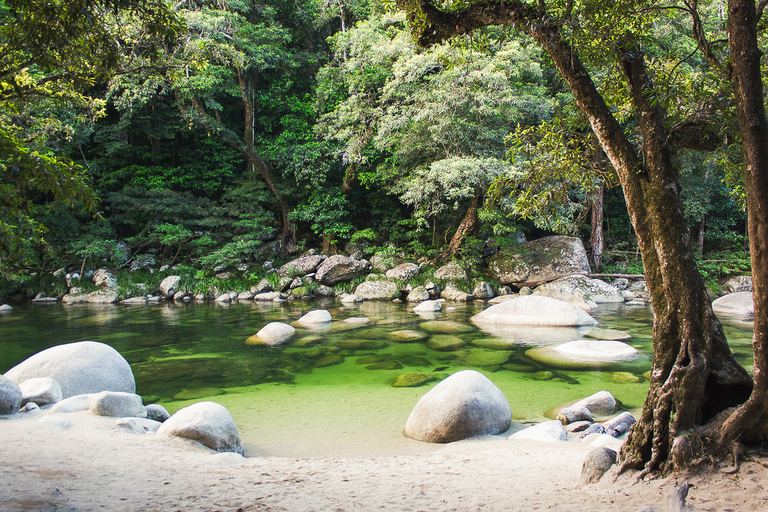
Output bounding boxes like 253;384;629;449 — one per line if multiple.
388;330;429;343
404;370;511;443
392;373;438;388
4;341;135;398
426;335;466;351
419;321;475;334
526;340;639;370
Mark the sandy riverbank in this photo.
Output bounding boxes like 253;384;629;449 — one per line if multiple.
1;411;766;511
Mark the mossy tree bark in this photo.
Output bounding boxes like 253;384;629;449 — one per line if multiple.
396;0;753;474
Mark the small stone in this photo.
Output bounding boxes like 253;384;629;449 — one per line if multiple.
580;447;617;485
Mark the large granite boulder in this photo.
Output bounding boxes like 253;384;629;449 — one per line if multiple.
278;255;326;277
712;291;754;317
245;322;295;347
471;295;598;327
87;290;119;304
487;236;591;287
354;280;400;301
159;275;181;298
404;370;511;443
526;339;639;370
315;255;371;285
385;263;420;281
4;341;135;398
0;375;22;415
533;275;624;310
157;401;245;455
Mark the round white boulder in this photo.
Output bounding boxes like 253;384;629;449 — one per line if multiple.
157;401;244;455
471;295;598;327
4;341;135;398
404;370;511;443
297;310;332;326
526;340;639;370
712;291;754;317
245;322;296;347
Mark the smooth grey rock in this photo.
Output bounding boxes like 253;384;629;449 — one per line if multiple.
159;275;181;298
88;391;145;417
156;401;244;455
434;262;467;280
488;236;591;287
39;415;71;429
556;406;593;425
121;297;147;304
253;291;287;302
404;370;511;443
315;255;371;285
472;281;495;300
4;341;135;398
534;275;624;310
508;420;567;442
580;447;617;485
0;375;22;415
297;310;332;326
279;255;326;277
354;280;400;301
579;422;607;439
471;295;598;327
116;417;162;434
0;304;12;313
145;403;171;422
61;292;90;304
712;291;754;317
571;391;617;417
440;283;472;302
603;411;636;437
407;286;431;302
237;291;253;301
87;289;119;304
526;340;639;370
19;377;63;406
245;322;296;347
413;300;442;313
340;293;363;303
385;263;420;281
49;394;91;413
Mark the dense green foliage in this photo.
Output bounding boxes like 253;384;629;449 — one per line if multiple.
0;0;753;290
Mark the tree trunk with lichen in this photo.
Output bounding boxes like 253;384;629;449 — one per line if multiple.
396;0;754;475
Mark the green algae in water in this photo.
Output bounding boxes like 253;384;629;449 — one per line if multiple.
0;300;754;457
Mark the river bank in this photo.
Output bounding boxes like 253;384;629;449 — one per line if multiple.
1;410;766;511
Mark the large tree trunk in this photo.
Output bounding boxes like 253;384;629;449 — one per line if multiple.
708;0;768;450
396;0;753;474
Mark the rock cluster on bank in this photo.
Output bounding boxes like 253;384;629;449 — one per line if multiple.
1;341;245;456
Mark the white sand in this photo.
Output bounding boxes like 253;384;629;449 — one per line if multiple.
2;411;767;512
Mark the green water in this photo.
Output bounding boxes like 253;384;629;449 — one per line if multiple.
0;300;755;457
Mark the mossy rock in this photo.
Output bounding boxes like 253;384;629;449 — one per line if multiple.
388;330;430;343
419;321;475;334
172;387;226;400
291;286;311;298
435;353;460;361
529;371;555;381
607;371;643;384
460;351;511;367
501;363;537;373
398;355;433;367
366;361;404;370
315;354;345;367
293;336;324;348
355;355;391;365
391;373;438;388
354;328;391;340
584;328;632;341
336;339;389;350
426;335;466;351
469;338;514;350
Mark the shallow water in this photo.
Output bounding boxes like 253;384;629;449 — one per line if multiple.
0;300;755;457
